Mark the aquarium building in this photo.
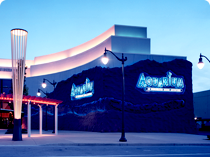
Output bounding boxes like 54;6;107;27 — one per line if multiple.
0;25;196;133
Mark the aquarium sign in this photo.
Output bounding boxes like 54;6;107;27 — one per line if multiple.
136;71;185;94
71;78;94;100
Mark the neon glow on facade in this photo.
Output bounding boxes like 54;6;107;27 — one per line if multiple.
71;78;94;100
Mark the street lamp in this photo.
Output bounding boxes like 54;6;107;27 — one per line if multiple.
37;89;49;131
197;54;210;140
37;88;48;97
41;78;57;133
101;48;127;142
197;53;210;69
42;79;57;89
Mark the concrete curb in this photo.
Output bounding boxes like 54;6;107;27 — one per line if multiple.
37;143;210;146
1;143;210;147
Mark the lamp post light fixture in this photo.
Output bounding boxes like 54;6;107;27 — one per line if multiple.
11;28;28;141
42;81;47;88
197;54;210;140
101;52;109;65
37;89;41;97
37;88;49;97
101;48;127;142
41;78;57;133
37;88;49;131
197;53;210;69
42;79;57;89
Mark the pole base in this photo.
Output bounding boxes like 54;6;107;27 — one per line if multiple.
119;136;127;142
12;119;22;141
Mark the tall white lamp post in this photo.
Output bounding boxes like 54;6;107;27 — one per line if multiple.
11;28;28;141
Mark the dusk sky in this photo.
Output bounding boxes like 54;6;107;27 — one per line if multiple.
0;0;210;93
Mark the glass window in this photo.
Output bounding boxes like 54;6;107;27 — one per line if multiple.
3;79;12;88
0;79;12;94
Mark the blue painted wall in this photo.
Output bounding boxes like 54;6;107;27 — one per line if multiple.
30;59;196;133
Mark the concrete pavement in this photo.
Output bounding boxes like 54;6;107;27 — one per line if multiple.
0;129;210;146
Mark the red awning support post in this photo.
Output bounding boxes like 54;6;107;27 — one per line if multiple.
55;104;59;135
38;104;42;135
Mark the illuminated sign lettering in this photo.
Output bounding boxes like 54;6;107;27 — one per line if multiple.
136;71;185;94
71;78;94;100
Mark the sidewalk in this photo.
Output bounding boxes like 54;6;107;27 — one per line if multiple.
0;129;210;146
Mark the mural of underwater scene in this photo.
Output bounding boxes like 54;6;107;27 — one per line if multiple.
30;59;196;133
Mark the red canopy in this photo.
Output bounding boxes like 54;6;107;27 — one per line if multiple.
0;94;62;105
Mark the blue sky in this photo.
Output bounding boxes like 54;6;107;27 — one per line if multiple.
0;0;210;93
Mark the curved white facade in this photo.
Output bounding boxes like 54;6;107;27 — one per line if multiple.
0;25;150;78
0;25;186;96
33;26;115;65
